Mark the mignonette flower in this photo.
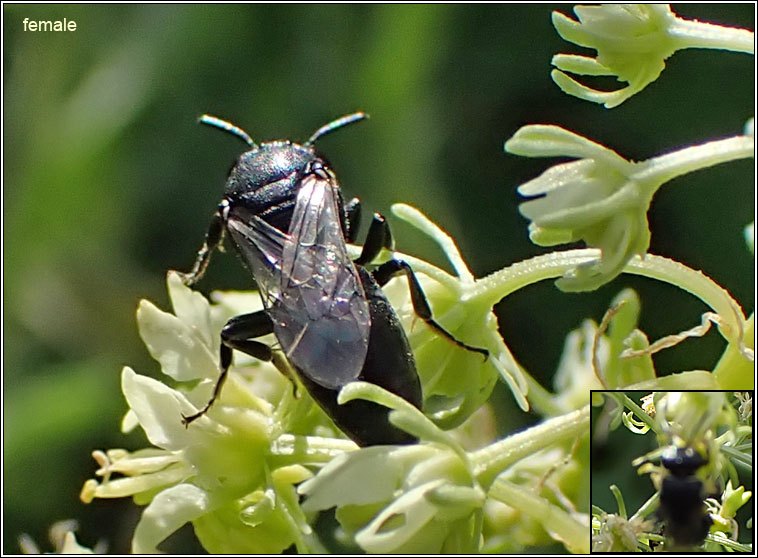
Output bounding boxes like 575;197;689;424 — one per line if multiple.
18;520;101;554
714;481;752;528
592;513;652;552
505;124;754;291
300;382;591;553
551;4;754;107
79;211;533;553
381;203;529;423
79;224;600;553
81;272;353;553
298;384;485;554
552;288;662;407
658;391;727;443
551;289;658;410
552;319;609;411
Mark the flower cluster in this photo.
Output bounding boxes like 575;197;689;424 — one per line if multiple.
77;4;754;553
81;273;349;553
551;4;754;107
80;208;597;553
505;124;754;292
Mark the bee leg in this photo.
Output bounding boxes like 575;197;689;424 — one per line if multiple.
182;310;275;425
372;259;489;360
178;207;226;286
354;212;394;266
344;197;362;244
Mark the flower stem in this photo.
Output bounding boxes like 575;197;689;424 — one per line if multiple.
623;254;748;346
471;405;590;489
270;433;356;465
471;250;748;349
633;135;754;186
668;17;755;54
489;476;590;554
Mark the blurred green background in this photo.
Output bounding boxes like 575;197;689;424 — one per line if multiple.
3;3;753;553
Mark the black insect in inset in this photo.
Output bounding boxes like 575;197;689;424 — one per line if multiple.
658;445;712;549
180;112;488;446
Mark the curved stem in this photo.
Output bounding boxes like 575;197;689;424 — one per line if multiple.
472;250;747;347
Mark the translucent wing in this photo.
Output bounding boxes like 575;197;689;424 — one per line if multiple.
227;172;370;389
227;205;286;308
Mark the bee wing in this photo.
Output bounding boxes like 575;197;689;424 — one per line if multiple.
227;173;370;389
276;172;370;388
227;206;287;309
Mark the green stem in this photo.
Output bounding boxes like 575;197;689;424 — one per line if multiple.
270;434;356;466
618;392;659;433
472;250;747;349
668;17;755;54
632;135;754;186
489;476;590;553
470;405;590;489
623;254;747;344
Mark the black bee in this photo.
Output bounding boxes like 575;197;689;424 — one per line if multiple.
657;445;712;549
179;113;487;446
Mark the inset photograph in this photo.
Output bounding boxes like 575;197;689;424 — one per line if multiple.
591;391;753;552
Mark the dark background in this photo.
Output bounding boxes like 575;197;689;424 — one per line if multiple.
3;4;754;553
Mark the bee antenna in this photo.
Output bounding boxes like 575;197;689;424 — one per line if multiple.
306;112;368;146
199;115;258;149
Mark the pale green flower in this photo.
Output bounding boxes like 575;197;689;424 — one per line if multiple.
300;383;591;553
552;319;608;412
551;288;689;401
298;382;485;553
656;391;726;445
505;125;754;291
81;273;353;553
702;474;752;550
594;289;657;389
551;4;754;107
380;204;528;424
79;218;528;553
81;368;316;554
300;443;484;553
715;481;752;525
506;125;650;291
551;289;657;410
18;520;101;554
81;267;591;553
592;513;652;552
